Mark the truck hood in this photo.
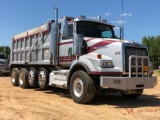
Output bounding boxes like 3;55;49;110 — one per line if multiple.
83;37;128;53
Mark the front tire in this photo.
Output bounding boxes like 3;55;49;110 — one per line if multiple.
70;70;95;104
38;67;49;89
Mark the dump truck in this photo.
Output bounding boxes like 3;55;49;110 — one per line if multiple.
10;7;157;103
0;52;10;76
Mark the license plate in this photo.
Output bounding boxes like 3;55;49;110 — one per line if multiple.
143;66;149;71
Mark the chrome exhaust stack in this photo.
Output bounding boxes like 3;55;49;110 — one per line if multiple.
51;7;59;66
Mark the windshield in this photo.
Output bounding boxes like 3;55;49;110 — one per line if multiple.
0;54;5;59
77;21;115;38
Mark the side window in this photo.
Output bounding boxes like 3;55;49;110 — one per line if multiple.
62;24;73;40
101;31;112;38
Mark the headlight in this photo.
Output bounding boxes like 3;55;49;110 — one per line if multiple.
100;60;114;68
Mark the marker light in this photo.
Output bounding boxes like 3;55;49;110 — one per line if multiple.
97;54;102;59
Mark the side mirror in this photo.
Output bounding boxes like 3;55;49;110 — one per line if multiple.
61;17;68;37
120;26;124;40
73;34;84;56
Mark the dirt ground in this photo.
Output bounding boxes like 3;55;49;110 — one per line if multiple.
0;75;159;120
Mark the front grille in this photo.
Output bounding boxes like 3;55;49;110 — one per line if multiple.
125;47;148;72
0;61;4;64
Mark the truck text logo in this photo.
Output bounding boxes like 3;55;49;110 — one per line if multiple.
115;51;121;55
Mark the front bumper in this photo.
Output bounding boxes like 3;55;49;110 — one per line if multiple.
0;69;10;74
100;76;157;90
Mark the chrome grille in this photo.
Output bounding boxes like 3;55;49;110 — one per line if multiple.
0;61;4;64
129;56;149;77
125;47;148;72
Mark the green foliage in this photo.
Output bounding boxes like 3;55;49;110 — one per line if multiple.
0;46;10;59
142;35;160;69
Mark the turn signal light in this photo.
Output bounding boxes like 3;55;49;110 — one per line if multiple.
97;54;102;59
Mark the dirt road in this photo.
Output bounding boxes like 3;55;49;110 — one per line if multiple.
0;76;159;120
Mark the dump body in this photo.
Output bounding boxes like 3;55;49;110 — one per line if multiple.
10;21;54;65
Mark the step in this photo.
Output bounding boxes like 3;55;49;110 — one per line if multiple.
49;70;69;89
49;80;67;89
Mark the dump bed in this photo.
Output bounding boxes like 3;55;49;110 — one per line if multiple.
10;20;54;65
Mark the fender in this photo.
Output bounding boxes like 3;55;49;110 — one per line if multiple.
67;57;97;88
69;62;91;75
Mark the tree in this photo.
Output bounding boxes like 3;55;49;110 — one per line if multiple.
142;35;160;69
0;46;10;59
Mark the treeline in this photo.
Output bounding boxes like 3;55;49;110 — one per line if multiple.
142;35;160;69
0;46;10;59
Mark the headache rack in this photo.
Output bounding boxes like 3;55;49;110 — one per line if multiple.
129;55;150;77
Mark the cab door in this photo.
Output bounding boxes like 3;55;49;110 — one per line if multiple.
59;23;75;67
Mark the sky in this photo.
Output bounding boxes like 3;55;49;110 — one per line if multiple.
0;0;160;47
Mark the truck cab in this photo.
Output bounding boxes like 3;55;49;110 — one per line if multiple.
55;15;157;102
59;16;120;67
0;52;10;76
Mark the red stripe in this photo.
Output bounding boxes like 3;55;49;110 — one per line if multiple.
13;21;54;41
59;38;94;45
87;40;116;53
59;55;76;62
59;41;73;45
13;30;50;41
91;71;122;75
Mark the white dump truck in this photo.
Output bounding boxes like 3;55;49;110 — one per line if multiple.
10;7;157;103
0;52;10;76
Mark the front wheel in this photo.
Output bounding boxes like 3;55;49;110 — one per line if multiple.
70;70;95;104
120;89;143;99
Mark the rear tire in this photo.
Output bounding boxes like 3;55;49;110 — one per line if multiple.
70;70;95;104
120;89;143;99
28;67;38;87
11;68;20;86
38;67;49;89
19;68;29;89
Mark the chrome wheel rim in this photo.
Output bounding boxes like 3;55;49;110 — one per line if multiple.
11;78;15;83
11;72;16;83
73;78;83;97
19;78;23;85
39;71;45;85
29;71;34;84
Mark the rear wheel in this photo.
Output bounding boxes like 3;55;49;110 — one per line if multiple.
70;70;95;104
28;67;38;87
19;68;29;89
11;68;20;86
38;67;49;89
120;89;143;99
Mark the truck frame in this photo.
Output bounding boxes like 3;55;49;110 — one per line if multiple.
10;7;157;103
